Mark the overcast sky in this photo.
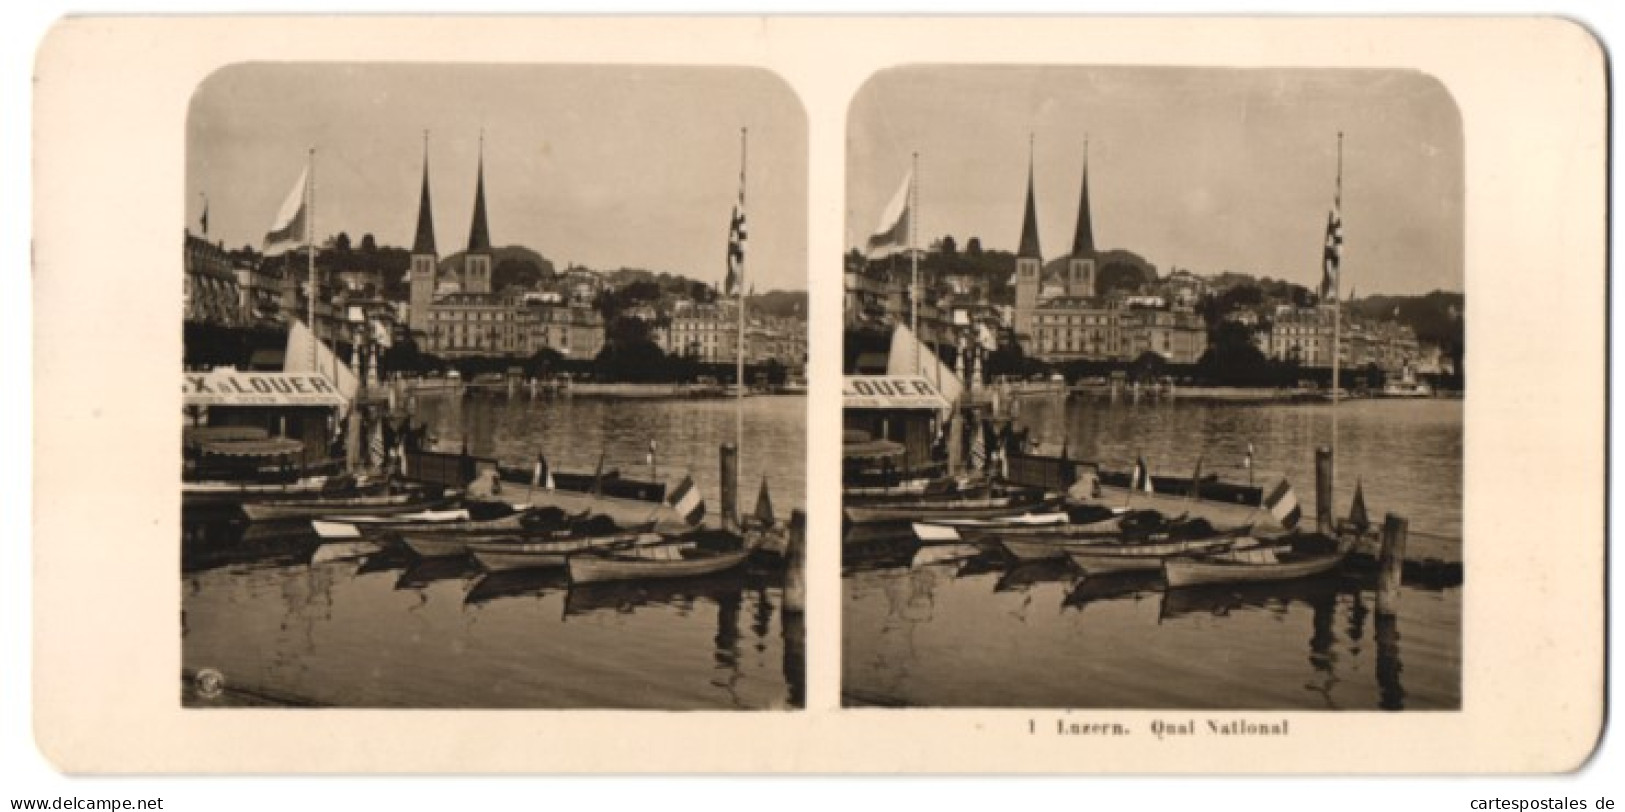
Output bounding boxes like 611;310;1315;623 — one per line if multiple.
848;66;1464;296
188;64;807;292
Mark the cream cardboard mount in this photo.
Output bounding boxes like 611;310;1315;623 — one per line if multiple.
31;17;1605;773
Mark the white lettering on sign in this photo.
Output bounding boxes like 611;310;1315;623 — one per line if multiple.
842;376;949;411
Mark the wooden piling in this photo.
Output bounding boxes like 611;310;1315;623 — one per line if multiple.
1315;445;1333;535
785;509;806;613
720;442;739;530
1377;513;1409;616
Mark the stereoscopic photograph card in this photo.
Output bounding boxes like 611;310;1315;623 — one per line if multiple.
32;16;1604;773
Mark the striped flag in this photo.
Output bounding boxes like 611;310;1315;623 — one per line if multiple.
1264;478;1303;531
591;452;605;496
668;474;706;526
645;438;657;466
725;162;746;297
1132;456;1154;493
532;452;548;489
1320;192;1342;303
1243;442;1254;470
262;164;310;257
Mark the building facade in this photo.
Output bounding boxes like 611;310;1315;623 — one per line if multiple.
183;231;244;327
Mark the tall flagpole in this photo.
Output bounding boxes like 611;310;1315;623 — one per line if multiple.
1331;132;1343;490
308;147;318;371
911;151;920;375
736;128;747;467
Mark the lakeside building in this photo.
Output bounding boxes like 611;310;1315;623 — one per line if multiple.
183;231;244;328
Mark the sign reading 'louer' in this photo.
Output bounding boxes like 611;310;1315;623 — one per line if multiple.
183;372;347;407
842;375;950;410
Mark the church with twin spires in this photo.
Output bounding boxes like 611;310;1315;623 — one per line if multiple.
1011;140;1208;366
406;137;604;360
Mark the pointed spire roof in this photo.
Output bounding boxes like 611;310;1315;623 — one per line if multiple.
412;133;437;256
1071;139;1095;258
467;134;492;254
1017;137;1042;260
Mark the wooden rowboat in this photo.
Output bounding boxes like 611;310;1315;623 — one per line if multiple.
567;537;751;584
1002;523;1254;563
469;532;664;573
1162;535;1350;589
240;490;451;522
844;493;1061;525
401;518;651;558
311;509;473;539
1065;536;1243;575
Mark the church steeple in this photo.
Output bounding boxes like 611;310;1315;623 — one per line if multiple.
412;134;437;256
466;133;492;255
1071;139;1095;258
1017;135;1042;260
408;131;439;332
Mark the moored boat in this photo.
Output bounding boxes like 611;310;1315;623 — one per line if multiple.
240;488;452;522
1065;535;1245;575
1162;534;1350;588
844;492;1061;525
566;532;751;584
1002;521;1254;563
469;531;664;573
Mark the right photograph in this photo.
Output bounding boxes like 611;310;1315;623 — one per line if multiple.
841;66;1464;710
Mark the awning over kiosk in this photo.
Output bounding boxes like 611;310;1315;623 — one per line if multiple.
183;372;347;408
842;375;951;412
200;438;307;457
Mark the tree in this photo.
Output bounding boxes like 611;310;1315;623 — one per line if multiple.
940;234;958;256
1130;351;1166;381
1196;321;1272;386
359;233;378;254
966;237;983;257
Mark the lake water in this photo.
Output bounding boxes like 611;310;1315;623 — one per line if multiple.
182;392;806;709
842;395;1462;710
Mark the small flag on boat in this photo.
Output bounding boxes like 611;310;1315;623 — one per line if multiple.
1264;478;1303;531
1348;478;1371;533
1132;456;1154;493
532;452;548;489
1190;455;1204;499
754;477;775;526
646;438;657;466
668;474;706;526
1243;442;1254;470
591;452;605;496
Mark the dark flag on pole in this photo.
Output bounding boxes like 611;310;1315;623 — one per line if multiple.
725;163;747;296
1321;192;1343;302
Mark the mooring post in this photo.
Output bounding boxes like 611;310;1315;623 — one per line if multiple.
785;509;806;613
720;442;739;531
1377;513;1409;616
1315;445;1333;535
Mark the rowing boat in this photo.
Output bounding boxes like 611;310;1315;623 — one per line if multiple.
566;535;750;584
469;532;664;573
1162;534;1350;588
311;509;473;539
1065;535;1244;575
240;490;452;522
1002;522;1254;563
844;493;1061;525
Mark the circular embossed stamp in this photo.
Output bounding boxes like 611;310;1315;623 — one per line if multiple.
194;668;225;700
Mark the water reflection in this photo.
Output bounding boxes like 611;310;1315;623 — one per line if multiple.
1376;612;1405;711
183;513;804;708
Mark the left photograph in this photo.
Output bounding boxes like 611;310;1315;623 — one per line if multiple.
180;64;808;709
